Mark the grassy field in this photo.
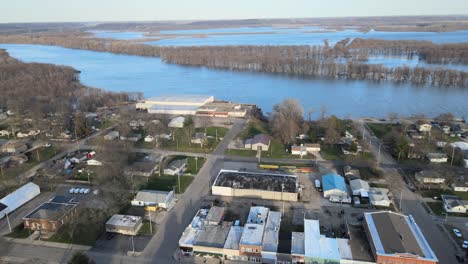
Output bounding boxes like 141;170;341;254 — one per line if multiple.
138;221;156;235
186;156;205;175
366;123;400;139
146;175;193;194
320;144;343;160
5;223;31;239
420;189;468;200
224;148;257;157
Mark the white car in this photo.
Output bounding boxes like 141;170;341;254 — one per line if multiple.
79;188;86;194
462;241;468;249
73;188;81;194
44;143;52;148
69;188;75;194
83;189;90;195
453;229;463;238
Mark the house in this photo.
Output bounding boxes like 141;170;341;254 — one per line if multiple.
125;161;159;177
1;141;27;154
144;135;155;142
415;170;445;184
164;159;187;175
451;176;468;192
322;173;348;198
131;190;174;209
305;143;320;152
0;113;7;120
368;188;391;207
0;130;11;137
104;131;119;140
418;124;432;133
363;212;438;264
86;159;102;166
23;196;79;233
450;141;468;167
191;132;207;145
291;145;307;156
245;134;271;152
168;116;185;128
129;119;146;129
441;195;468;214
426;153;448;163
105;214;143;235
120;133;142;142
349;179;370;197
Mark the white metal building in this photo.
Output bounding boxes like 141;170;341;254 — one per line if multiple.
136;95;214;111
105;214;143;235
0;182;40;219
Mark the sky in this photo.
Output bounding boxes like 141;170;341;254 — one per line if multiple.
1;0;468;23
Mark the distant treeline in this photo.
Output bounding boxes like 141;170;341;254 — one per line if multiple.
0;34;466;87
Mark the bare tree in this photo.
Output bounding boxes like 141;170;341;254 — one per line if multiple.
270;99;304;144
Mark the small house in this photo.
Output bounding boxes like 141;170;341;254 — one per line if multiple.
125;161;159;177
164;159;187;176
244;134;271;151
291;145;307;156
349;179;370;197
105;214;143;236
322;173;348;198
418;124;432;133
451;176;468;192
426;153;448;163
305;143;320;152
368;188;391;207
144;135;155;142
191;132;207;145
441;195;468;214
104;131;119;140
414;171;445;184
1;141;27;154
131;190;175;209
120;133;142;142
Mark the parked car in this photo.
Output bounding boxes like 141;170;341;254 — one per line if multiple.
454;229;463;238
79;188;86;194
314;179;322;192
68;188;75;194
462;241;468;249
73;188;80;194
83;188;90;194
44;143;52;148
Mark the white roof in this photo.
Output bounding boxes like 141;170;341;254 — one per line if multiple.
168;116;185;128
451;141;468;151
240;223;265;246
224;226;244;250
179;209;209;247
246;206;269;224
146;95;214;104
350;179;370;191
304;219;341;261
262;211;281;252
291;232;305;255
337;238;353;260
133;190;172;204
0;182;40;216
106;214;141;228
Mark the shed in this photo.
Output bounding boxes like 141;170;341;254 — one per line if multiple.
322;173;348;198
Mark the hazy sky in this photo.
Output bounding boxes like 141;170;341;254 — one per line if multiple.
2;0;468;23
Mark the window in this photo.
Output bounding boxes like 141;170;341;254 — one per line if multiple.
255;248;259;253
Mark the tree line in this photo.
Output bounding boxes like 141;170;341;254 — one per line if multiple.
0;33;466;87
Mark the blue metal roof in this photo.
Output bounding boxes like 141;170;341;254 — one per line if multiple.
322;173;347;192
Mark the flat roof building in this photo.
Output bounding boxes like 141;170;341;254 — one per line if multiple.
23;197;78;233
193;222;232;257
136;94;214;112
204;206;226;225
363;211;438;264
262;211;282;264
224;225;245;261
105;214;143;236
322;173;348;198
131;189;174;209
212;169;298;202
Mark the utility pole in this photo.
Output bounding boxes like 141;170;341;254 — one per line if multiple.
6;212;12;233
131;235;135;254
281;183;285;217
195;157;198;172
178;173;181;194
399;190;404;212
450;146;455;166
148;209;153;234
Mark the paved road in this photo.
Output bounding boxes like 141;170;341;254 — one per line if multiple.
358;120;459;264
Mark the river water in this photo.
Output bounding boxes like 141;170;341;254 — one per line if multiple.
1;44;466;118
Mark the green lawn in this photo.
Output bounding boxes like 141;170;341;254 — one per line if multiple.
5;223;31;239
74;171;95;182
186;156;205;175
146;175;193;194
138;221;156;235
236;119;270;140
420;190;468;200
366;123;400;139
320;144;343;160
160;126;229;153
47;225;101;246
197;127;228;139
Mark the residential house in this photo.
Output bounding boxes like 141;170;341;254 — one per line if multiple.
164;159;187;175
125;161;159;177
441;195;468;214
120;133;142;142
191;132;207;145
363;211;438;264
451;176;468;192
1;141;27;154
168;116;185;128
105;214;143;235
418;123;432;133
368;188;391;207
426;153;448;163
322;173;348;198
131;190;174;209
350;179;370;197
305;143;320;152
291;145;307;156
415;170;445;184
104;131;119;140
23;196;79;233
245;134;272;152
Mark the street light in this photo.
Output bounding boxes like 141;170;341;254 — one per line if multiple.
281;183;285;216
194;157;198;172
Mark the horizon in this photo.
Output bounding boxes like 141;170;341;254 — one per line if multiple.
2;0;468;23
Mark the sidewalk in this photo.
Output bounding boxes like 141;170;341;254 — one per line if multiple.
4;237;91;251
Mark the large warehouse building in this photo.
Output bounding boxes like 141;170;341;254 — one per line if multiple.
211;169;299;201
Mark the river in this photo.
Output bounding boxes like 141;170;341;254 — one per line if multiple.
1;43;467;118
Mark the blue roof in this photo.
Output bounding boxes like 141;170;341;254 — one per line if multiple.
322;173;347;192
